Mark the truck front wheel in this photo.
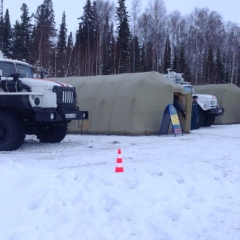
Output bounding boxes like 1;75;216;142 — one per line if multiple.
0;111;25;151
204;115;215;127
37;124;68;143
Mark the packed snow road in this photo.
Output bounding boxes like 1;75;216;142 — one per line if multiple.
0;125;240;240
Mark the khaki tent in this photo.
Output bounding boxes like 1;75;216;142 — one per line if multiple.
52;71;191;135
195;83;240;124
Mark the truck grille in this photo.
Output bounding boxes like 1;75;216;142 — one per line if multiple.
62;91;74;103
210;99;217;107
53;86;77;110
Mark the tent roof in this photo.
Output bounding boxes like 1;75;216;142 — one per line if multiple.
53;71;184;94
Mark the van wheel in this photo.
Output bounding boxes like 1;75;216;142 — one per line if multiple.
0;111;25;151
37;124;68;143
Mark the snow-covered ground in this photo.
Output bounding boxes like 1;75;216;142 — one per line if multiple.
0;124;240;240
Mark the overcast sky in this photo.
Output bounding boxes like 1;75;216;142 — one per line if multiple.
5;0;240;34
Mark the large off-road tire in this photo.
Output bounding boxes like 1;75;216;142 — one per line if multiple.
37;124;68;143
204;115;215;127
0;111;25;151
197;109;205;129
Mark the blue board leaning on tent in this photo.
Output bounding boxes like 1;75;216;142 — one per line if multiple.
159;104;183;136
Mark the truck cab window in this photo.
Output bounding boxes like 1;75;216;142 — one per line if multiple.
16;64;33;78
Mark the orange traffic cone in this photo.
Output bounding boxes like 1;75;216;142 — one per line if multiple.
115;148;124;172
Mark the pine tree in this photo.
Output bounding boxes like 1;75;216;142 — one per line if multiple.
180;45;191;83
102;17;111;75
163;35;171;73
2;9;12;57
55;12;67;77
29;25;40;66
12;21;23;60
116;0;131;73
33;0;56;74
12;4;32;61
20;3;32;62
179;44;186;73
109;23;116;74
0;9;3;52
72;29;81;76
145;41;153;72
172;47;178;71
65;32;74;77
76;0;97;76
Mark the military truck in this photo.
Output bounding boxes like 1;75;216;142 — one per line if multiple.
165;69;224;128
0;51;88;151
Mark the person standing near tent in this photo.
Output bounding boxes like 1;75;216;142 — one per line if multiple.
191;96;198;130
173;94;186;118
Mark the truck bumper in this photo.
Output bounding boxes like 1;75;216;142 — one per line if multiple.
210;107;224;116
34;109;88;122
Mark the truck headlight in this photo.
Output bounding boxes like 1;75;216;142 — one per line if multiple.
34;97;40;106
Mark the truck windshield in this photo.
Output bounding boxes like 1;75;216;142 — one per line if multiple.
0;62;16;77
16;64;33;78
0;61;33;78
184;86;196;94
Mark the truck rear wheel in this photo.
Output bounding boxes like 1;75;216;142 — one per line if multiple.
37;124;68;143
0;111;25;151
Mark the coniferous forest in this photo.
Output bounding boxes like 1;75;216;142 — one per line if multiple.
0;0;240;86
